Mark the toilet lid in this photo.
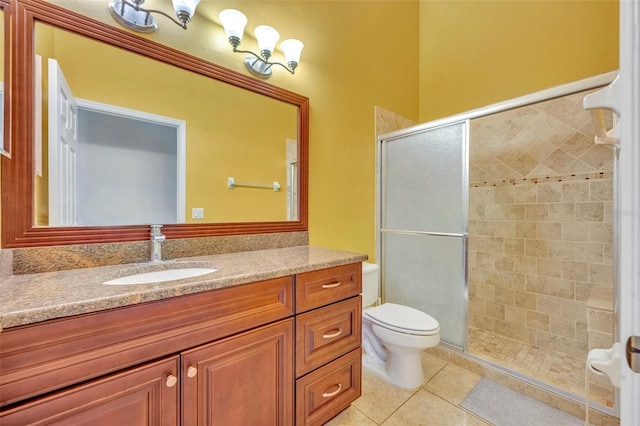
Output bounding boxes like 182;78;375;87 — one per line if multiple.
364;303;440;335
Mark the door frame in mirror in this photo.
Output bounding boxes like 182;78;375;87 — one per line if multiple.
1;0;309;248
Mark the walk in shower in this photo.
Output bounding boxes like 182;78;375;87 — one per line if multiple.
377;74;617;413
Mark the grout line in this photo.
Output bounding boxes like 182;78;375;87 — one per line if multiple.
377;385;423;425
375;359;450;425
351;405;379;425
423;386;495;426
423;362;448;384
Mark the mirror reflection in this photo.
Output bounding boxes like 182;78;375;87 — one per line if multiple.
0;7;5;156
33;22;299;227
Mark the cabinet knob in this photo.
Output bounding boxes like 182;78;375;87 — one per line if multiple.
166;374;178;388
322;383;342;398
321;281;341;289
187;366;198;378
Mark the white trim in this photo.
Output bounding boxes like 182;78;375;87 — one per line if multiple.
75;98;187;223
618;0;640;424
379;71;618;141
34;56;42;176
285;138;298;221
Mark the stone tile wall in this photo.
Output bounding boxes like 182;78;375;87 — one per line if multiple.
468;87;615;406
468;175;614;359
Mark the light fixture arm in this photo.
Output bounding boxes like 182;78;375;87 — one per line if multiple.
232;47;297;75
108;0;198;33
124;0;189;29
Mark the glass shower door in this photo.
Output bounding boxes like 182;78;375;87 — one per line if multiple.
380;121;468;348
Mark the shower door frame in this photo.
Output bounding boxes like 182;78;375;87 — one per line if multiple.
378;121;470;349
376;70;619;412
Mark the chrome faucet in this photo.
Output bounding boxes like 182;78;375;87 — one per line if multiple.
150;225;165;262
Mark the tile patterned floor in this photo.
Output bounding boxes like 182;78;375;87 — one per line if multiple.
325;352;491;425
467;327;586;396
466;327;613;408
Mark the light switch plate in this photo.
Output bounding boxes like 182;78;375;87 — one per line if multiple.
192;208;204;219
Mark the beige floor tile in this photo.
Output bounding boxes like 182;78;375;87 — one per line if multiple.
324;406;378;426
381;390;491;426
420;350;448;382
424;363;482;405
352;370;417;424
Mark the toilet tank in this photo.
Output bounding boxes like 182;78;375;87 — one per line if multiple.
362;262;380;307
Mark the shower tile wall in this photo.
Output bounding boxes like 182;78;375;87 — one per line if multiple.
468;88;615;406
375;105;416;136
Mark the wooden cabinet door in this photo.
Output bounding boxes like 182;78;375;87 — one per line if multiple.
182;319;294;426
0;357;179;426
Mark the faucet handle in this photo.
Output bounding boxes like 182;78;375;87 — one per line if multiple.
150;224;164;237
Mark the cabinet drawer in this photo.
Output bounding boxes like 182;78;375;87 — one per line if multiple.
295;347;361;426
295;263;361;313
296;296;361;377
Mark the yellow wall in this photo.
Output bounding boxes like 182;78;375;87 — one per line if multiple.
419;0;619;121
33;24;55;226
0;8;4;237
43;0;421;259
301;2;420;260
0;8;3;82
35;24;296;224
7;1;620;262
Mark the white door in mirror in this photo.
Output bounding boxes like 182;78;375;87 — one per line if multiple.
48;58;79;226
103;268;216;285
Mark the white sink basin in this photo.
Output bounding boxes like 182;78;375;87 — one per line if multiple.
103;267;217;285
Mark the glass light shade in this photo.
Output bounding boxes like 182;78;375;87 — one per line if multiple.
218;9;248;40
172;0;200;16
281;39;304;64
254;25;280;55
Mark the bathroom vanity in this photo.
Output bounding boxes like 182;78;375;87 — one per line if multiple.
0;246;365;425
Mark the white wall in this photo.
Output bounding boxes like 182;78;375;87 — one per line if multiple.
76;109;178;226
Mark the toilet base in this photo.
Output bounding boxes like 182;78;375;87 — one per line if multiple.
362;352;424;390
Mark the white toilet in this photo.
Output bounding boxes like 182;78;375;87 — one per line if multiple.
361;262;440;389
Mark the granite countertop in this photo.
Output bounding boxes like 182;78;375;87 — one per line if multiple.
0;245;367;330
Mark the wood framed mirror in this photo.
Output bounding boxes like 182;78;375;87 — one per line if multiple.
1;0;309;248
0;0;10;157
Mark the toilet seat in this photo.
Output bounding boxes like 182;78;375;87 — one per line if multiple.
364;303;439;336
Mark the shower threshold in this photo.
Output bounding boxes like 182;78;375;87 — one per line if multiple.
466;327;614;410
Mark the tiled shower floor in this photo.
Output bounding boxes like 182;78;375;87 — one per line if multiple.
467;327;613;408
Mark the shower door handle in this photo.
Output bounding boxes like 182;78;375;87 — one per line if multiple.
627;336;640;373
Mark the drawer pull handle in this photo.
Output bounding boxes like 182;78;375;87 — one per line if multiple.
187;366;198;378
322;383;342;398
322;281;341;289
322;328;343;339
166;375;178;388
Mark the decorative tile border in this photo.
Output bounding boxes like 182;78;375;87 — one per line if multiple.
470;171;612;188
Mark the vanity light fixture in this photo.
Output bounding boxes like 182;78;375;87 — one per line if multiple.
218;9;304;79
108;0;201;33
